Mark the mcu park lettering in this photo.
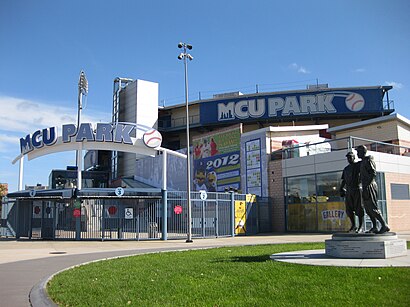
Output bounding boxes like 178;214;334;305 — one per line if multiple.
199;88;389;125
20;122;151;155
218;94;337;121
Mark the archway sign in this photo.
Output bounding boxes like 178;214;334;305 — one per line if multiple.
12;122;186;190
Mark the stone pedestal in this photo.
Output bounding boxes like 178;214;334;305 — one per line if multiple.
325;232;407;259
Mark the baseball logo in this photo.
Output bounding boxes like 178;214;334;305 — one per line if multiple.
345;93;365;112
143;129;162;148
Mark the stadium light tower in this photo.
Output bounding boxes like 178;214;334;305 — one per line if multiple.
76;70;88;190
178;42;194;243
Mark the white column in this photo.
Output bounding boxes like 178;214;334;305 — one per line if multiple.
18;157;24;190
162;150;167;190
77;143;82;190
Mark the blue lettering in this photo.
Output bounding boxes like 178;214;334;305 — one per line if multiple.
63;124;77;143
42;127;57;146
31;130;43;148
76;123;95;142
95;123;113;142
20;134;33;154
114;124;134;144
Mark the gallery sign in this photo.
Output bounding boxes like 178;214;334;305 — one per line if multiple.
200;87;390;124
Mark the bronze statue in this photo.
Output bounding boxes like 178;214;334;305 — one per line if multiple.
356;145;390;234
340;152;364;233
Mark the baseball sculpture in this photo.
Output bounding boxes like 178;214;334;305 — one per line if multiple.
143;129;162;148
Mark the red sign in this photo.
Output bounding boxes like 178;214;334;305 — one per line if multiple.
34;206;41;215
174;205;183;215
73;208;81;218
108;206;117;216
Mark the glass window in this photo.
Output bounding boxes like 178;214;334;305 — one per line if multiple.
286;175;316;204
316;172;343;202
391;183;410;200
286;172;349;232
286;175;317;232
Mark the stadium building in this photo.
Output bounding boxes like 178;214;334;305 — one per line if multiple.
122;82;410;233
2;79;410;240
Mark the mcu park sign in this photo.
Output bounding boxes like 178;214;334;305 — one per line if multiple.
12;121;186;192
13;122;163;164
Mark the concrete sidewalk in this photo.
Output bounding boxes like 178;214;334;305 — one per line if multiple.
0;232;409;307
0;233;335;265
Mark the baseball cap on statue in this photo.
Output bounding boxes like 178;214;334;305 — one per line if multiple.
356;145;367;152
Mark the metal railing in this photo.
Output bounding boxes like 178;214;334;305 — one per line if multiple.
158;114;200;130
1;191;265;240
272;136;410;161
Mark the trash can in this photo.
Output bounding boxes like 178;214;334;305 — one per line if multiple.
148;222;158;238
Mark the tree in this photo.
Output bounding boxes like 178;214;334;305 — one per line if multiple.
0;184;8;215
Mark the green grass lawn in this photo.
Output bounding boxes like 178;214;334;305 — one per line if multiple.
47;242;410;307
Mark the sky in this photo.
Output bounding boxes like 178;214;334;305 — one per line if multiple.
1;0;409;192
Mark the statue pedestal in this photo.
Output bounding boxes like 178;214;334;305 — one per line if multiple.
325;232;407;259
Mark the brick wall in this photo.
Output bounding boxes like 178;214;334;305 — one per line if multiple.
384;172;410;231
268;160;286;232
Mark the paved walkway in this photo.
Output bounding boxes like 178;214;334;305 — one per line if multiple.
0;232;409;307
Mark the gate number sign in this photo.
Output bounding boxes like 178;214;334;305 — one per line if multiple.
125;208;133;219
115;187;125;197
200;190;207;200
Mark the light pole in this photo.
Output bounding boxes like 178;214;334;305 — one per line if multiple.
178;42;193;243
76;70;88;190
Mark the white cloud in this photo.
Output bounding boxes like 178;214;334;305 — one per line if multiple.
354;68;366;73
385;81;403;89
0;96;110;134
289;63;310;74
289;63;298;70
298;66;310;74
0;133;19;153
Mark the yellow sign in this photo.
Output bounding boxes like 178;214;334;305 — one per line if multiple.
235;201;246;234
246;194;256;203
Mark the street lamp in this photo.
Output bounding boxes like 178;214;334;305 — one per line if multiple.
178;42;193;243
76;70;88;190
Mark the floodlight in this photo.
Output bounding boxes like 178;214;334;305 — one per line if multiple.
178;53;184;60
178;42;183;48
186;44;192;50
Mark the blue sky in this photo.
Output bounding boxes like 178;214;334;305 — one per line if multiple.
1;0;409;192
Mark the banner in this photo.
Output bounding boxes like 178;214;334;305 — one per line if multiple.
192;124;242;192
200;87;390;125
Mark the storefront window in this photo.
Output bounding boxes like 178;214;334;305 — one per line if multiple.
286;175;316;204
316;172;343;202
286;175;317;231
286;171;350;232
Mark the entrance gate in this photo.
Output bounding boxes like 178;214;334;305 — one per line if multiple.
2;189;261;240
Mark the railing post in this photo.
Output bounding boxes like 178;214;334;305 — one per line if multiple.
230;192;235;237
161;150;168;240
162;189;168;240
348;136;353;152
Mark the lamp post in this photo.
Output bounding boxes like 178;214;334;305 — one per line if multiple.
76;70;88;190
178;42;193;243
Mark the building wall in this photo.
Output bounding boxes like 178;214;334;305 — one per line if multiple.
384;172;410;231
268;160;285;232
334;120;399;143
117;80;159;179
398;123;410;147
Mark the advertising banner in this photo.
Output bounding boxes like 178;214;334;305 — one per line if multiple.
200;87;388;125
235;200;246;235
192;124;242;192
240;130;269;197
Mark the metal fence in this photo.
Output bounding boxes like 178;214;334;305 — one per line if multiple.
272;136;410;161
1;191;267;241
167;191;233;239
